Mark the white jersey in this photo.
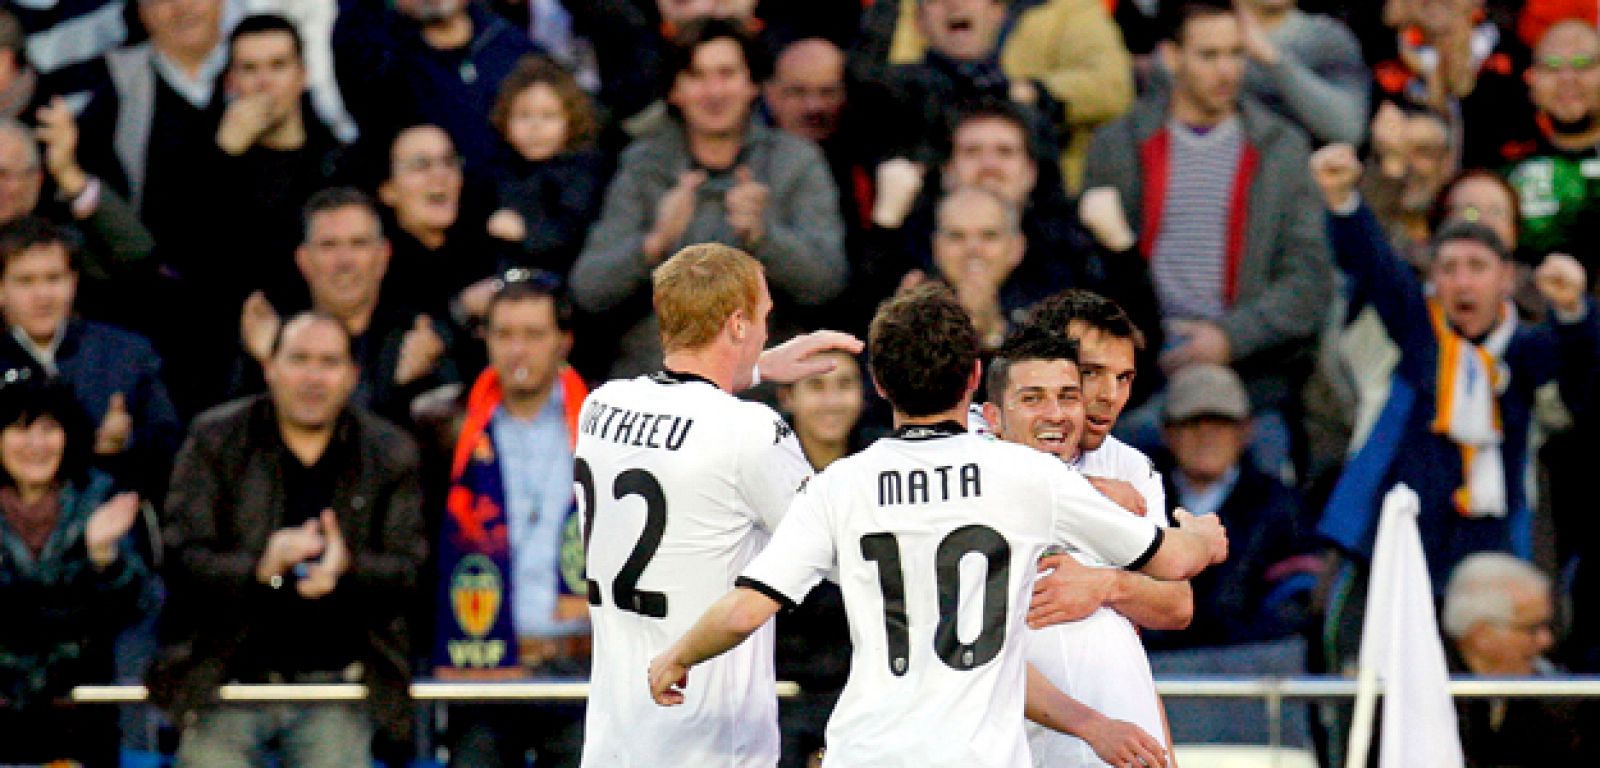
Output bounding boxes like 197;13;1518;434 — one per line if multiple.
576;371;812;768
742;426;1163;768
1027;436;1170;767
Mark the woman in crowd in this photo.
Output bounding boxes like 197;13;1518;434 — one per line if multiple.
0;379;155;766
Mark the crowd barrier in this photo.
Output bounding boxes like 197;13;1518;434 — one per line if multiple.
64;676;1600;762
68;674;1600;704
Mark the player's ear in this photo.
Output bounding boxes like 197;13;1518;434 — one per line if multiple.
981;401;1002;435
965;359;982;397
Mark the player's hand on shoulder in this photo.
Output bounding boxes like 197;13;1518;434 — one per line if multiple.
1027;554;1114;629
1174;508;1228;565
1083;713;1169;768
648;653;690;706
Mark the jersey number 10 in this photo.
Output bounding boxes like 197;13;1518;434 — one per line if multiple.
576;458;669;618
861;525;1011;676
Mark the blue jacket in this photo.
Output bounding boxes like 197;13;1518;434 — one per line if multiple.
1318;203;1600;586
0;320;180;499
334;0;540;172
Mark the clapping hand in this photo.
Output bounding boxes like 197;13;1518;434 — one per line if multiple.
297;509;350;599
85;492;140;567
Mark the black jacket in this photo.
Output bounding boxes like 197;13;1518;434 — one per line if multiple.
149;396;427;741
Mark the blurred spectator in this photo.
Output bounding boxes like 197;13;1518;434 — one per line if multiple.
913;185;1028;352
772;350;865;768
1236;0;1370;145
1310;144;1600;648
333;0;540;172
240;0;361;142
871;101;1163;354
571;19;845;379
0;217;180;501
776;350;868;470
850;0;1060;177
235;188;456;424
1144;363;1315;747
763;38;869;236
1150;365;1313;647
863;0;1134;188
72;0;236;415
151;313;428;764
762;37;878;338
1373;0;1537;169
1504;21;1600;269
0;114;155;326
0;9;47;122
214;14;354;311
1441;553;1592;763
377;124;505;321
0;380;155;767
1362;102;1454;263
75;0;228;226
484;55;606;278
420;278;590;767
1083;0;1334;476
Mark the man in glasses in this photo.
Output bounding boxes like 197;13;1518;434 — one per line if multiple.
1441;552;1589;761
1505;20;1600;267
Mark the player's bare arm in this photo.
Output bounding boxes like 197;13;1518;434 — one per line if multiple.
1139;509;1228;581
753;330;864;385
648;586;783;706
1025;664;1170;767
1027;555;1194;630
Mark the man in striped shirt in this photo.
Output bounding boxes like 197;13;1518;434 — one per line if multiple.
1079;0;1333;476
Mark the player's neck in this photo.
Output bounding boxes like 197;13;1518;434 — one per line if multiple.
662;347;737;392
892;401;972;431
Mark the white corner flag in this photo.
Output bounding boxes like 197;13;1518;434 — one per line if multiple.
1346;484;1464;768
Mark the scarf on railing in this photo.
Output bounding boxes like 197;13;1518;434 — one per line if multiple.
1427;297;1515;518
432;365;588;675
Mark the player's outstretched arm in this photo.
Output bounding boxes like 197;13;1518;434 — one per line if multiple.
1028;555;1194;631
752;330;864;387
1139;509;1228;582
648;586;783;706
1025;665;1169;768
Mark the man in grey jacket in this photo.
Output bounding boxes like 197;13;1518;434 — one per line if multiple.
1081;0;1332;475
571;18;847;380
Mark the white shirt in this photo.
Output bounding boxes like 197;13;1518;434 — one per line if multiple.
1027;436;1171;767
742;426;1163;768
576;371;812;768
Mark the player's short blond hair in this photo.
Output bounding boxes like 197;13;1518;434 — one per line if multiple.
653;243;765;353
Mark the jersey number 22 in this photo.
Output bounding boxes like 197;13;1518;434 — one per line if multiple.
576;458;668;618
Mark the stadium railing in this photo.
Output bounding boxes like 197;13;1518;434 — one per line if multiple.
68;675;1600;703
67;676;1600;757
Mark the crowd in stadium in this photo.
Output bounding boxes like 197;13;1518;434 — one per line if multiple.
1;0;1599;764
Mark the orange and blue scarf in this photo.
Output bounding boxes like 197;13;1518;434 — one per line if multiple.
432;366;589;676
